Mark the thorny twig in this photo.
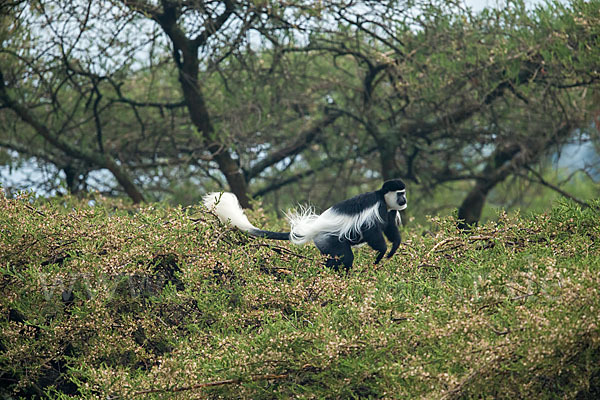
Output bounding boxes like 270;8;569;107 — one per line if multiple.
128;363;324;398
250;242;315;261
427;235;494;257
118;373;290;398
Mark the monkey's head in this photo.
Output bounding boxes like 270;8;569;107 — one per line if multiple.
381;179;407;211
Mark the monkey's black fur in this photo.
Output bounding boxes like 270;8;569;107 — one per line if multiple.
204;179;407;271
313;179;406;270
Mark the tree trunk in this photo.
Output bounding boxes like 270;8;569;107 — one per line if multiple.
212;152;251;208
104;157;145;204
152;1;251;208
63;164;89;195
379;145;397;181
176;51;251;208
457;178;497;229
457;144;521;229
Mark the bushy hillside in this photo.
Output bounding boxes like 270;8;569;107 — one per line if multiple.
1;192;599;399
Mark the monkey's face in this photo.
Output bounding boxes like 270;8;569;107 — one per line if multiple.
384;189;407;211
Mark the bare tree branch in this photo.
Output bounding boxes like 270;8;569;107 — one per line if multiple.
521;167;594;209
0;69;145;203
245;110;341;181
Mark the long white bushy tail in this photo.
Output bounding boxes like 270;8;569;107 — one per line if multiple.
204;192;381;245
203;192;257;232
203;191;320;243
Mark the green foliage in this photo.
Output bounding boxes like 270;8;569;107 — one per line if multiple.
1;190;599;398
1;0;599;223
405;166;600;226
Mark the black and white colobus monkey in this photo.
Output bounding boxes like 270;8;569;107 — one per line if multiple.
203;179;407;270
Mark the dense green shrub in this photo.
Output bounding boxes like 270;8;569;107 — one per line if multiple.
1;191;599;399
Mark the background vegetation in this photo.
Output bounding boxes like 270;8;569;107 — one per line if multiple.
1;0;599;224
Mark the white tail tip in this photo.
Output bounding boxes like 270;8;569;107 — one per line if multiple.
203;192;257;232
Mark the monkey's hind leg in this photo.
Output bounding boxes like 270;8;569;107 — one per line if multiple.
314;234;354;271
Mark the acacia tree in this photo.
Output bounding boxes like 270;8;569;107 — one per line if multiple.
118;0;250;205
1;0;598;219
0;0;341;205
277;0;600;224
0;0;168;202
